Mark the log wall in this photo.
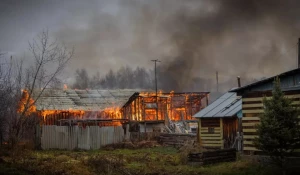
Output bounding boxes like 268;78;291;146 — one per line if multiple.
199;118;223;149
242;93;300;154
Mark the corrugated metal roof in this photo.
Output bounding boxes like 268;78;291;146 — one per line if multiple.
33;89;151;111
193;92;242;118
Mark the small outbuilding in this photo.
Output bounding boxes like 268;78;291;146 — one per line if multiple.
193;92;242;149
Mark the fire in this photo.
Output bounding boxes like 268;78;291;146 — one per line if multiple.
17;90;36;116
140;90;163;97
41;107;122;126
63;84;68;90
101;107;122;119
122;90;205;121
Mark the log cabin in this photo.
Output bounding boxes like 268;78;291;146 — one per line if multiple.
230;68;300;154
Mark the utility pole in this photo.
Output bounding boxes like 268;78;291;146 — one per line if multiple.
151;59;161;96
216;71;219;92
151;59;160;120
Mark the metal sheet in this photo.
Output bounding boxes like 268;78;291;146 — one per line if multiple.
34;89;148;111
193;92;242;118
41;125;124;150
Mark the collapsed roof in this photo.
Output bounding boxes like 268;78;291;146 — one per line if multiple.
32;89;151;111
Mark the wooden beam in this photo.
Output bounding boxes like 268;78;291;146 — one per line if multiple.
198;119;202;146
243;103;263;108
243;109;264;114
242;123;258;126
243;141;254;145
201;137;223;140
220;118;224;149
243;94;300;102
201;127;221;130
243;135;258;139
202;143;222;147
201;133;221;137
243;147;258;151
242;117;260;121
243;129;257;133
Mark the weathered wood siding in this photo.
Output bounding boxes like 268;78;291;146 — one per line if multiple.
199;118;223;149
242;94;300;153
41;125;124;150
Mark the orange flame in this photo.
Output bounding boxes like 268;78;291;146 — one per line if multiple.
17;90;36;116
63;84;68;90
124;90;202;121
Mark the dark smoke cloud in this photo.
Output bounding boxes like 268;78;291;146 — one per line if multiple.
157;0;300;91
1;0;300;92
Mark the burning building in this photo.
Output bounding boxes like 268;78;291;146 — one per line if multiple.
121;91;209;133
20;89;146;127
19;88;209;133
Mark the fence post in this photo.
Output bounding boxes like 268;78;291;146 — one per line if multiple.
35;124;41;149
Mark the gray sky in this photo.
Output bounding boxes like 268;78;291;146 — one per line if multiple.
1;0;300;89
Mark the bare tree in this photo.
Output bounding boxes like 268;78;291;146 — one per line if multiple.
6;30;73;147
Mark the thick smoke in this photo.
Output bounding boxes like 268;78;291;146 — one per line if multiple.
53;0;300;92
2;0;300;92
156;0;300;91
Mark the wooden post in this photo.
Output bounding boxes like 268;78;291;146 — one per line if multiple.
137;97;140;121
220;118;224;149
134;99;137;121
198;119;202;146
143;99;145;121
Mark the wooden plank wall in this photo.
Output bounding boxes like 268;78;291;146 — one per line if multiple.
199;118;224;149
41;125;125;150
242;93;300;154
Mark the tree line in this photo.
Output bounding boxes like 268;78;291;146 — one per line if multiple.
72;66;154;90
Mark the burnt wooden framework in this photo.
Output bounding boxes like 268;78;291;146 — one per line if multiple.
121;92;209;122
198;118;238;149
241;90;300;154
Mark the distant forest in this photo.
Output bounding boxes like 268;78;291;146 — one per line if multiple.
72;66;265;93
72;66;154;90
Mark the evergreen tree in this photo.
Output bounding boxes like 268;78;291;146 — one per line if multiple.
254;77;300;171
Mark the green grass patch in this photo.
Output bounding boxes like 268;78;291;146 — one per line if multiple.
0;146;278;175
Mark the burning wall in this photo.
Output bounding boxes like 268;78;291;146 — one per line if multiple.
18;89;209;126
122;91;209;122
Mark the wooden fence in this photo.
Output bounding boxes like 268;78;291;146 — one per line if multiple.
41;125;124;150
188;148;236;165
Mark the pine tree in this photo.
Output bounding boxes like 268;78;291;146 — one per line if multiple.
254;77;300;171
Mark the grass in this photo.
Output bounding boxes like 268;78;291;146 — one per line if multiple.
0;146;279;175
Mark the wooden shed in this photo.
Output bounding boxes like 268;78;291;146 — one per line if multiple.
193;92;242;149
230;68;300;154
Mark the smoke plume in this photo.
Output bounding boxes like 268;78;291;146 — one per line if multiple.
2;0;300;92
